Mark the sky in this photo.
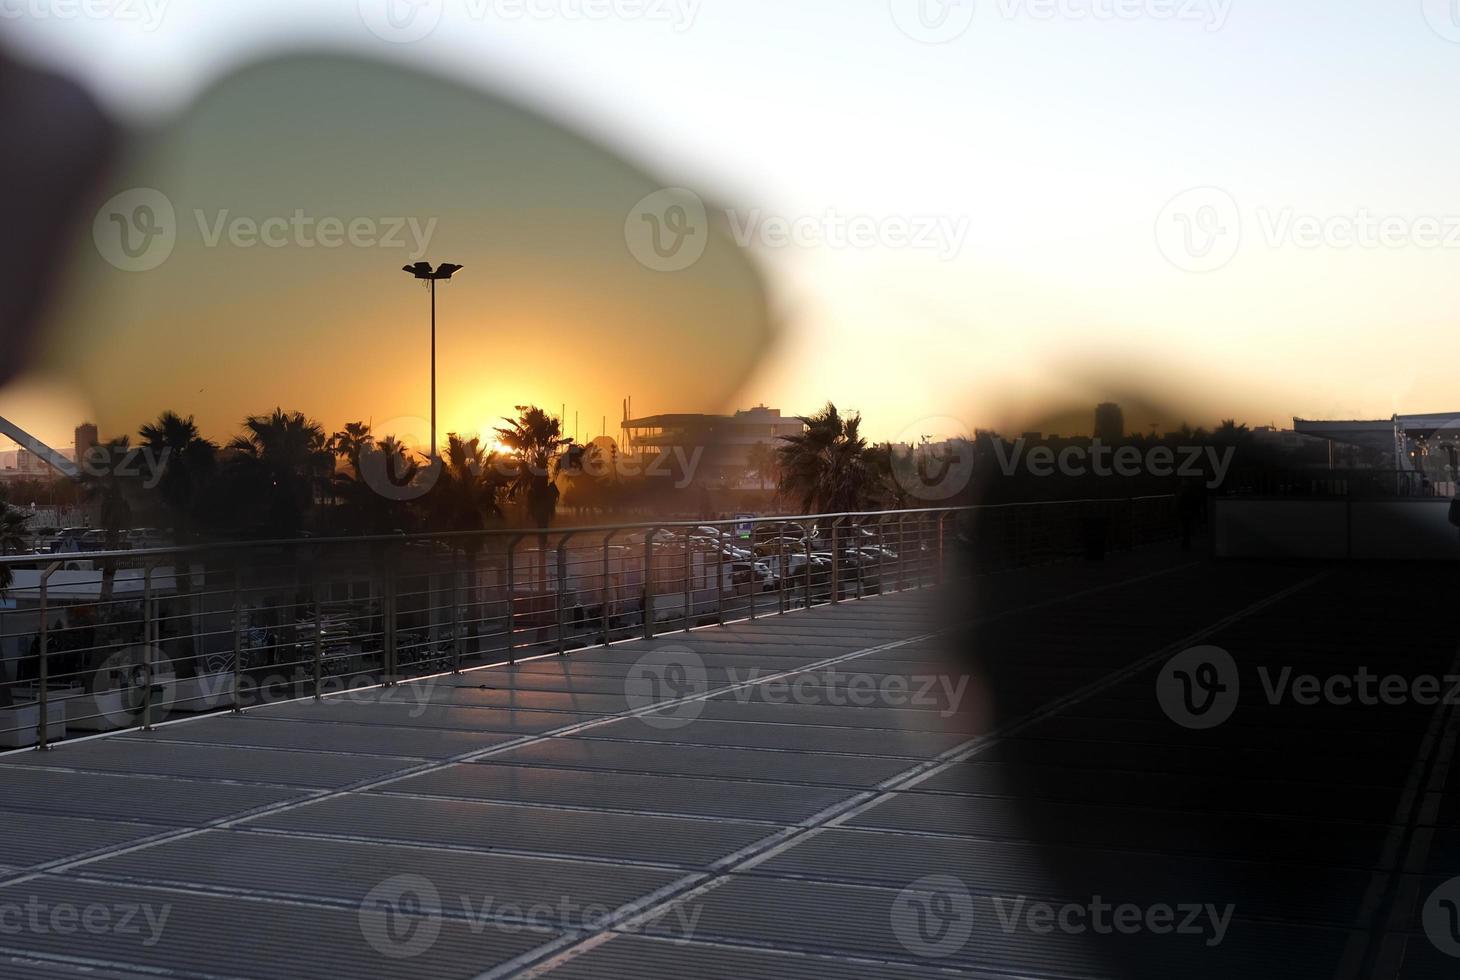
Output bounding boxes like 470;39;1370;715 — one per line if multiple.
3;0;1460;452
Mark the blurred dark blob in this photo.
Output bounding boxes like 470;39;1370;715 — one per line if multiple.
0;48;115;386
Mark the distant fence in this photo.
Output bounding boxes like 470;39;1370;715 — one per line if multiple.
1224;469;1444;498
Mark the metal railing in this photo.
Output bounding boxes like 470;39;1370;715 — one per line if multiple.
0;499;1178;750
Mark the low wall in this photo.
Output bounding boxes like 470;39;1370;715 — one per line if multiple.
1213;498;1460;560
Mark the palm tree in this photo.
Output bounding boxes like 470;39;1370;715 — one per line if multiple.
0;485;28;595
746;442;778;491
329;421;374;478
776;402;875;515
138;412;218;675
80;438;135;605
139;412;217;539
226;409;333;537
496;407;573;591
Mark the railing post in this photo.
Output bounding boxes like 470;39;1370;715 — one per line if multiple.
35;561;61;751
643;528;657;641
747;529;757;622
312;577;323;700
802;523;814;609
450;549;462;673
715;525;725;626
896;515;907;593
829;517;843;604
556;533;575;655
682;531;693;635
141;563;155;731
506;535;522;665
602;531;618;647
231;568;243;714
937;511;949;584
383;558;397;686
777;532;787;615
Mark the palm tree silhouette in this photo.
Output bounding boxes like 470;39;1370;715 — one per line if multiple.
0;484;27;595
746;441;778;491
329;421;374;479
496;407;573;591
776;402;875;515
226;409;333;538
80;438;135;604
138;412;218;675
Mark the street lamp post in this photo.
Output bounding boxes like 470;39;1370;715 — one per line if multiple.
402;261;464;458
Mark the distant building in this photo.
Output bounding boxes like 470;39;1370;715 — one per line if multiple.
622;406;805;487
1094;403;1124;443
74;423;98;463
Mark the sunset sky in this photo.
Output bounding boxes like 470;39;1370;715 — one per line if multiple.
4;0;1460;452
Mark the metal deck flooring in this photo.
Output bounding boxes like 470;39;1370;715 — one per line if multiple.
2;551;1458;977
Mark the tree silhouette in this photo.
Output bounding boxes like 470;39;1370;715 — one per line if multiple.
776;403;875;515
329;421;374;479
496;406;573;590
79;438;135;605
225;409;333;538
138;412;218;675
0;484;27;595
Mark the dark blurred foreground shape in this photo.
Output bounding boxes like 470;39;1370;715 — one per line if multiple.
0;50;114;387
